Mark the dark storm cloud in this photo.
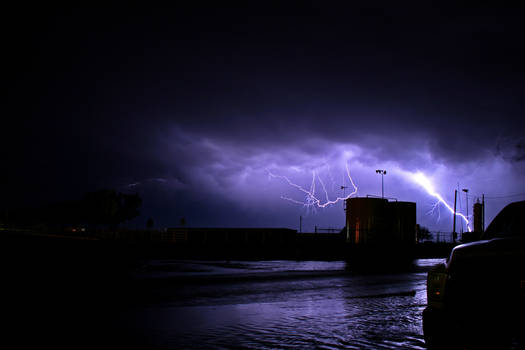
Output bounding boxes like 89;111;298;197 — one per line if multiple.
4;2;525;229
496;137;525;162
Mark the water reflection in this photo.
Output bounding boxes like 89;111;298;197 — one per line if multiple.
120;259;440;349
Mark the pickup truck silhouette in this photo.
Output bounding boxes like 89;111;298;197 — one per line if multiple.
423;200;525;349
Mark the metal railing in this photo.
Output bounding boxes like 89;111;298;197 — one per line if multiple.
425;231;463;243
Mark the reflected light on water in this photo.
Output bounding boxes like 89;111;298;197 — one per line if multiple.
120;259;441;349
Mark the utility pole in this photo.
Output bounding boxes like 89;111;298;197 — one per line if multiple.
462;189;469;231
482;194;485;232
341;185;348;211
453;190;457;243
375;169;387;198
299;215;302;233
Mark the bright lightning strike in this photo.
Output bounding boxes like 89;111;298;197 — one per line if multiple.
267;163;358;209
409;171;471;232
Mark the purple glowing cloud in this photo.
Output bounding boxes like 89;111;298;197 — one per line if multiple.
4;3;525;234
123;123;524;233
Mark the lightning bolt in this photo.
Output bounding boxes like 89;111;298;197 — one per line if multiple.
267;162;358;209
427;200;441;221
408;171;471;232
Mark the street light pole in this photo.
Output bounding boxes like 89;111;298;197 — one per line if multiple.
462;189;469;230
341;185;348;211
375;169;387;198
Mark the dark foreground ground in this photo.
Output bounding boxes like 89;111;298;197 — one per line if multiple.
3;232;451;349
3;234;136;348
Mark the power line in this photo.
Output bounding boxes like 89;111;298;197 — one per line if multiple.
482;193;525;199
466;192;525;200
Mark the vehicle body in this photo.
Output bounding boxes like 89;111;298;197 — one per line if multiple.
423;200;525;349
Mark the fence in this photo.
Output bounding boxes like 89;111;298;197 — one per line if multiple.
427;231;464;243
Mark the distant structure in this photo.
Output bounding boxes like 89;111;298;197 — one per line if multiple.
473;200;483;233
345;197;416;245
463;199;485;242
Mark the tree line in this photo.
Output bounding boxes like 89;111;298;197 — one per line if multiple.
2;189;141;231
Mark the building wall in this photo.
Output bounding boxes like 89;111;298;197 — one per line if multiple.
345;198;389;244
473;202;483;233
346;197;416;245
390;201;416;243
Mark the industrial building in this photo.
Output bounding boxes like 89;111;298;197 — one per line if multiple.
345;197;416;245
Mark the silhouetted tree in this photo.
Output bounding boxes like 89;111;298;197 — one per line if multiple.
44;199;84;227
146;217;154;229
417;225;432;242
82;190;142;230
83;189;119;228
118;192;141;225
3;190;141;232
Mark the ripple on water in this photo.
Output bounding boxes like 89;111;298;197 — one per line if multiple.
123;260;442;349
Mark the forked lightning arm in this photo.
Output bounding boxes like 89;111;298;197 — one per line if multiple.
408;172;471;232
267;163;358;209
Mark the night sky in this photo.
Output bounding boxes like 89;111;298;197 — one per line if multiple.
4;2;525;233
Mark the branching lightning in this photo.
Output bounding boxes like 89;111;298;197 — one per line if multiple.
267;162;358;210
268;161;470;232
408;171;471;232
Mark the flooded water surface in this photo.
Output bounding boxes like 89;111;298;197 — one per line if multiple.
116;259;443;349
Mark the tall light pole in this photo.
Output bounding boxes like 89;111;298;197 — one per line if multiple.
375;169;387;198
462;189;469;230
341;185;348;210
453;190;457;243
